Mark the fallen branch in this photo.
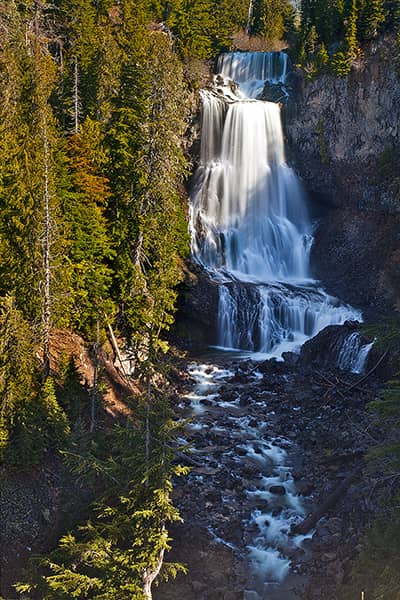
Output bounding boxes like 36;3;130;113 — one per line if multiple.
346;350;389;392
176;451;203;468
292;467;362;536
320;449;365;465
106;321;130;381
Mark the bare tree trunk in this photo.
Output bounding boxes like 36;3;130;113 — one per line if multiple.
42;116;51;380
246;0;254;33
145;373;151;486
292;468;361;535
106;322;130;379
143;544;165;600
90;318;100;433
133;230;144;267
73;56;80;134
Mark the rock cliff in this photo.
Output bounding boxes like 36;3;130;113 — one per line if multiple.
286;34;400;313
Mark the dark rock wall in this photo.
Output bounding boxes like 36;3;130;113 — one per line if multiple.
286;34;400;314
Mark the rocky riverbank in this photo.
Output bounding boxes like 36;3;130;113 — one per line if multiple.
157;346;384;600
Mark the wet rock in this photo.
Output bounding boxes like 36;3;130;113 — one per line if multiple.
326;517;343;534
297;480;314;496
269;485;286;495
261;81;287;103
321;552;337;563
223;592;243;600
282;351;300;366
243;591;259;600
239;395;251;407
299;321;361;370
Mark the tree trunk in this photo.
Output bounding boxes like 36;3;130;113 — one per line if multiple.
42;116;51;380
90;318;100;433
143;545;165;600
292;468;361;535
145;373;151;485
73;55;80;134
246;0;254;33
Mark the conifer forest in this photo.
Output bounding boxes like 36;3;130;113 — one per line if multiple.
0;1;399;599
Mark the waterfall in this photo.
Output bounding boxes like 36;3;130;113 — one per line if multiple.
337;332;374;374
190;52;361;357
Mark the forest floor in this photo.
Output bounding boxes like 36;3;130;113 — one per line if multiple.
0;344;384;600
157;353;383;600
0;328;137;598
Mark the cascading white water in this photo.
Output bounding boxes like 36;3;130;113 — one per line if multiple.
337;332;374;374
217;51;289;98
190;51;361;357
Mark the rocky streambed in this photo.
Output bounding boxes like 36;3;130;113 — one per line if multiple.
157;350;383;600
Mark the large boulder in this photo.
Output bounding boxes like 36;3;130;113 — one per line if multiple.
299;321;364;370
173;261;219;349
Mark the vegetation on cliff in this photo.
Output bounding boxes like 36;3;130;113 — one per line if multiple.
297;0;400;76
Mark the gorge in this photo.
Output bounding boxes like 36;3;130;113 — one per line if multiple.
1;4;399;600
160;51;383;599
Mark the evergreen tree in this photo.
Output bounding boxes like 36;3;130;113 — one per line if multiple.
17;396;188;599
316;42;329;70
345;0;358;58
107;27;189;358
359;0;385;39
63;121;114;337
384;0;400;30
0;297;69;466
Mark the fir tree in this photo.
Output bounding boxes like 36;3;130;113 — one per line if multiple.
345;0;358;59
359;0;385;39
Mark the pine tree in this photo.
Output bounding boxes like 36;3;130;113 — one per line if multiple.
316;42;329;70
330;48;352;75
63;121;114;337
17;397;188;599
345;0;358;59
0;297;38;463
359;0;385;39
106;26;189;358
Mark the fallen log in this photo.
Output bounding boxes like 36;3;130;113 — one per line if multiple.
346;350;389;392
320;449;365;465
176;451;203;468
292;467;362;536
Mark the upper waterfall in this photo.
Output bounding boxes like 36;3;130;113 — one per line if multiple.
190;51;361;356
217;51;289;98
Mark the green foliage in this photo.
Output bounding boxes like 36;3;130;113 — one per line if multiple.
330;48;352;76
57;356;91;422
251;0;296;42
385;0;400;30
344;376;400;600
345;0;358;58
63;126;115;337
106;30;190;357
359;0;385;40
17;393;189;598
316;42;329;70
0;296;69;466
344;321;400;600
343;519;400;600
297;0;400;77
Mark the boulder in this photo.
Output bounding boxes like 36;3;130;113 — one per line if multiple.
299;321;364;370
269;485;286;495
